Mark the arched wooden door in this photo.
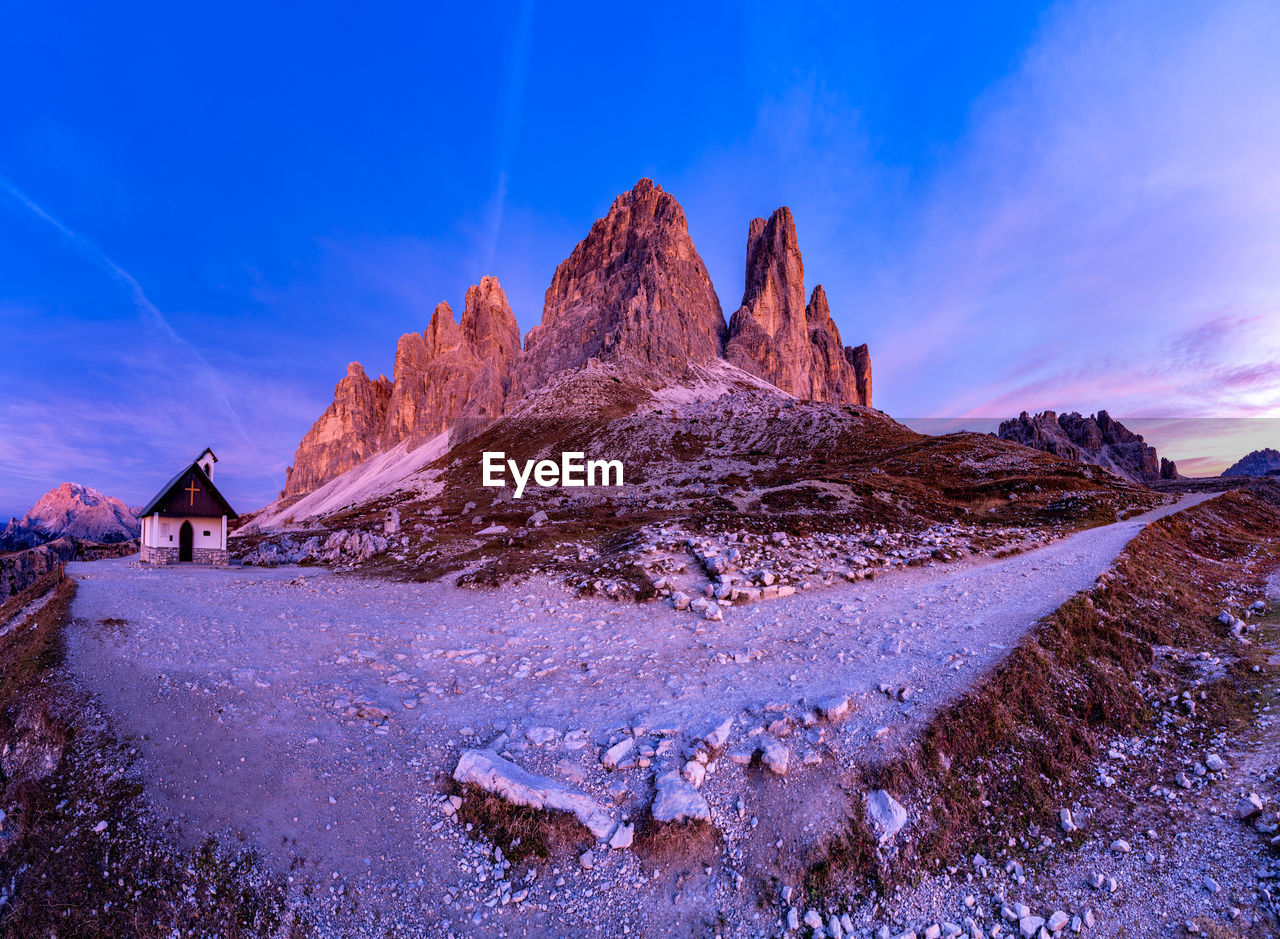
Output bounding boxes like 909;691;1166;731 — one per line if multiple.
179;520;194;562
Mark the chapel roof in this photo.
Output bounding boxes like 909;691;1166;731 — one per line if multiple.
136;451;238;519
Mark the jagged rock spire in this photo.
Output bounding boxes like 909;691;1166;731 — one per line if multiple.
516;178;725;393
725;208;871;406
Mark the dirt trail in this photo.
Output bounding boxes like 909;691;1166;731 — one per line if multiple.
62;494;1215;931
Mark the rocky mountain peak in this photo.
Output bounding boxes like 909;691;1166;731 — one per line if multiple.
284;361;393;497
461;276;520;362
725;207;870;406
516;178;726;393
283;180;874;499
424;301;464;356
1222;448;1280;477
997;410;1171;484
0;481;139;551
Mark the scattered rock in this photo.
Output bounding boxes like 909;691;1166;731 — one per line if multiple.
608;822;634;850
815;693;851;722
1237;793;1265;820
760;738;789;776
601;737;635;770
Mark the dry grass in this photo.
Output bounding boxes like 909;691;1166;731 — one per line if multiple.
807;490;1280;892
453;783;593;865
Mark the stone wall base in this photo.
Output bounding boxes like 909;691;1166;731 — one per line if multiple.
140;545;228;566
140;545;179;565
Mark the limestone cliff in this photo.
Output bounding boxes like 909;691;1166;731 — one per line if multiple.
516;178;725;393
284;363;392;498
997;410;1166;484
282;180;877;499
724;208;871;406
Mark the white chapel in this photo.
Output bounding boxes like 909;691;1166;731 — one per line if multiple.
136;448;238;565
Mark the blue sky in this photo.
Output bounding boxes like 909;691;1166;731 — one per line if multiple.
2;1;1279;518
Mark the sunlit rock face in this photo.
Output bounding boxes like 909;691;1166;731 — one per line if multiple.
284;179;875;498
725;207;871;406
0;482;139;551
515;177;726;394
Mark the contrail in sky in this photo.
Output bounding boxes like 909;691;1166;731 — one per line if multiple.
0;173;264;468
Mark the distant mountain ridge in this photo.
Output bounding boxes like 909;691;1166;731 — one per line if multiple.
997;410;1177;485
281;179;873;500
1222;448;1280;478
0;482;140;552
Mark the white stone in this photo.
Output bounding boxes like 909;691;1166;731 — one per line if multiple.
1018;917;1044;939
525;726;559;745
1110;838;1130;853
651;771;711;824
452;749;613;839
866;789;908;841
1237;793;1264;819
608;822;634;850
761;737;790;776
1046;912;1068;932
672;592;692;611
683;759;707;787
815;694;852;722
601;737;634;769
805;910;825;929
704;716;733;750
1059;808;1077;833
1205;753;1225;772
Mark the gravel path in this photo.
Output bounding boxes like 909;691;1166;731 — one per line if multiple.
62;494;1215;932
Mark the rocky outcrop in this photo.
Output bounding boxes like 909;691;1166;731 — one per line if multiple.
1160;457;1179;480
724;209;871;406
383;278;520;447
1;536;134;597
1222;448;1280;477
0;483;139;552
284;363;392;498
283;180;876;499
517;178;725;392
452;749;615;839
997;410;1164;484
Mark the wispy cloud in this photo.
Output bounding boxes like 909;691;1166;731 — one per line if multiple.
851;0;1280;421
0;179;308;514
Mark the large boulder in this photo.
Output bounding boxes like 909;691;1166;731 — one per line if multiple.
452;749;615;839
